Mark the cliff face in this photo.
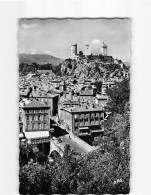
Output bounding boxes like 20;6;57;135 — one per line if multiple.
61;59;77;76
61;55;129;80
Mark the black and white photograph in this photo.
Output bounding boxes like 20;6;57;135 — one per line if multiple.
18;18;130;194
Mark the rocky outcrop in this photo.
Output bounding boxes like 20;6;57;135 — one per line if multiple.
61;55;130;80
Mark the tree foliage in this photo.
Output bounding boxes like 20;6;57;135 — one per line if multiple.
106;78;130;114
20;132;130;194
19;141;47;167
19;62;62;76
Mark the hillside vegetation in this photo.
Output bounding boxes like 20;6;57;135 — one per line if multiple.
19;53;64;66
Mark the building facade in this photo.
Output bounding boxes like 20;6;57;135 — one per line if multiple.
21;101;51;155
26;94;59;116
22;101;50;132
59;106;107;137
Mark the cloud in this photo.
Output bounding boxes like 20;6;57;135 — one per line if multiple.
43;51;51;54
29;49;37;54
91;39;101;45
20;23;39;29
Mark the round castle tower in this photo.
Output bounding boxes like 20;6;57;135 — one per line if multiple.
101;42;107;56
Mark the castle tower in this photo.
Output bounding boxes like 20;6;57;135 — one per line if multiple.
70;44;77;59
101;42;107;56
84;44;91;56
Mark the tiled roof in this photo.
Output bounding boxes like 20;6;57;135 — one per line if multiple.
63;100;80;105
23;100;50;108
62;105;104;113
31;90;41;97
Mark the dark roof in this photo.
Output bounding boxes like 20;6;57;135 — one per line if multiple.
61;105;104;113
23;100;50;109
63;100;80;105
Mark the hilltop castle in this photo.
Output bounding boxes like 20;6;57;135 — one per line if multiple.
70;42;108;59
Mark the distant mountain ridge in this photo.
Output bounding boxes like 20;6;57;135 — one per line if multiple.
19;53;64;65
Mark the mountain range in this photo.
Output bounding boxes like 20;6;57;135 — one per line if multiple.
19;53;64;66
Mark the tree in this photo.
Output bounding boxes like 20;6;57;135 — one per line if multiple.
94;81;102;92
19;141;48;166
79;51;84;58
106;78;130;114
91;111;130;194
19;141;34;167
50;144;81;194
19;162;53;194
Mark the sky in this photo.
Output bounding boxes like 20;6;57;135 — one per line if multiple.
18;18;131;62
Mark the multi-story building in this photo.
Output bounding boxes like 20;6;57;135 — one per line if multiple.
79;89;96;102
59;105;107;137
21;100;51;155
101;81;115;95
26;91;59;116
95;94;108;107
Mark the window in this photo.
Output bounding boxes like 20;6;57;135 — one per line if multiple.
38;123;41;130
33;123;37;130
29;110;33;113
43;115;46;120
29;123;32;130
100;112;104;120
75;114;79;122
44;123;46;129
32;115;35;120
35;115;38;121
41;115;43;121
80;114;84;125
91;113;95;121
85;114;89;121
27;116;29;121
35;110;39;113
26;124;29;130
91;113;95;124
95;113;99;120
38;115;40;120
85;114;89;125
